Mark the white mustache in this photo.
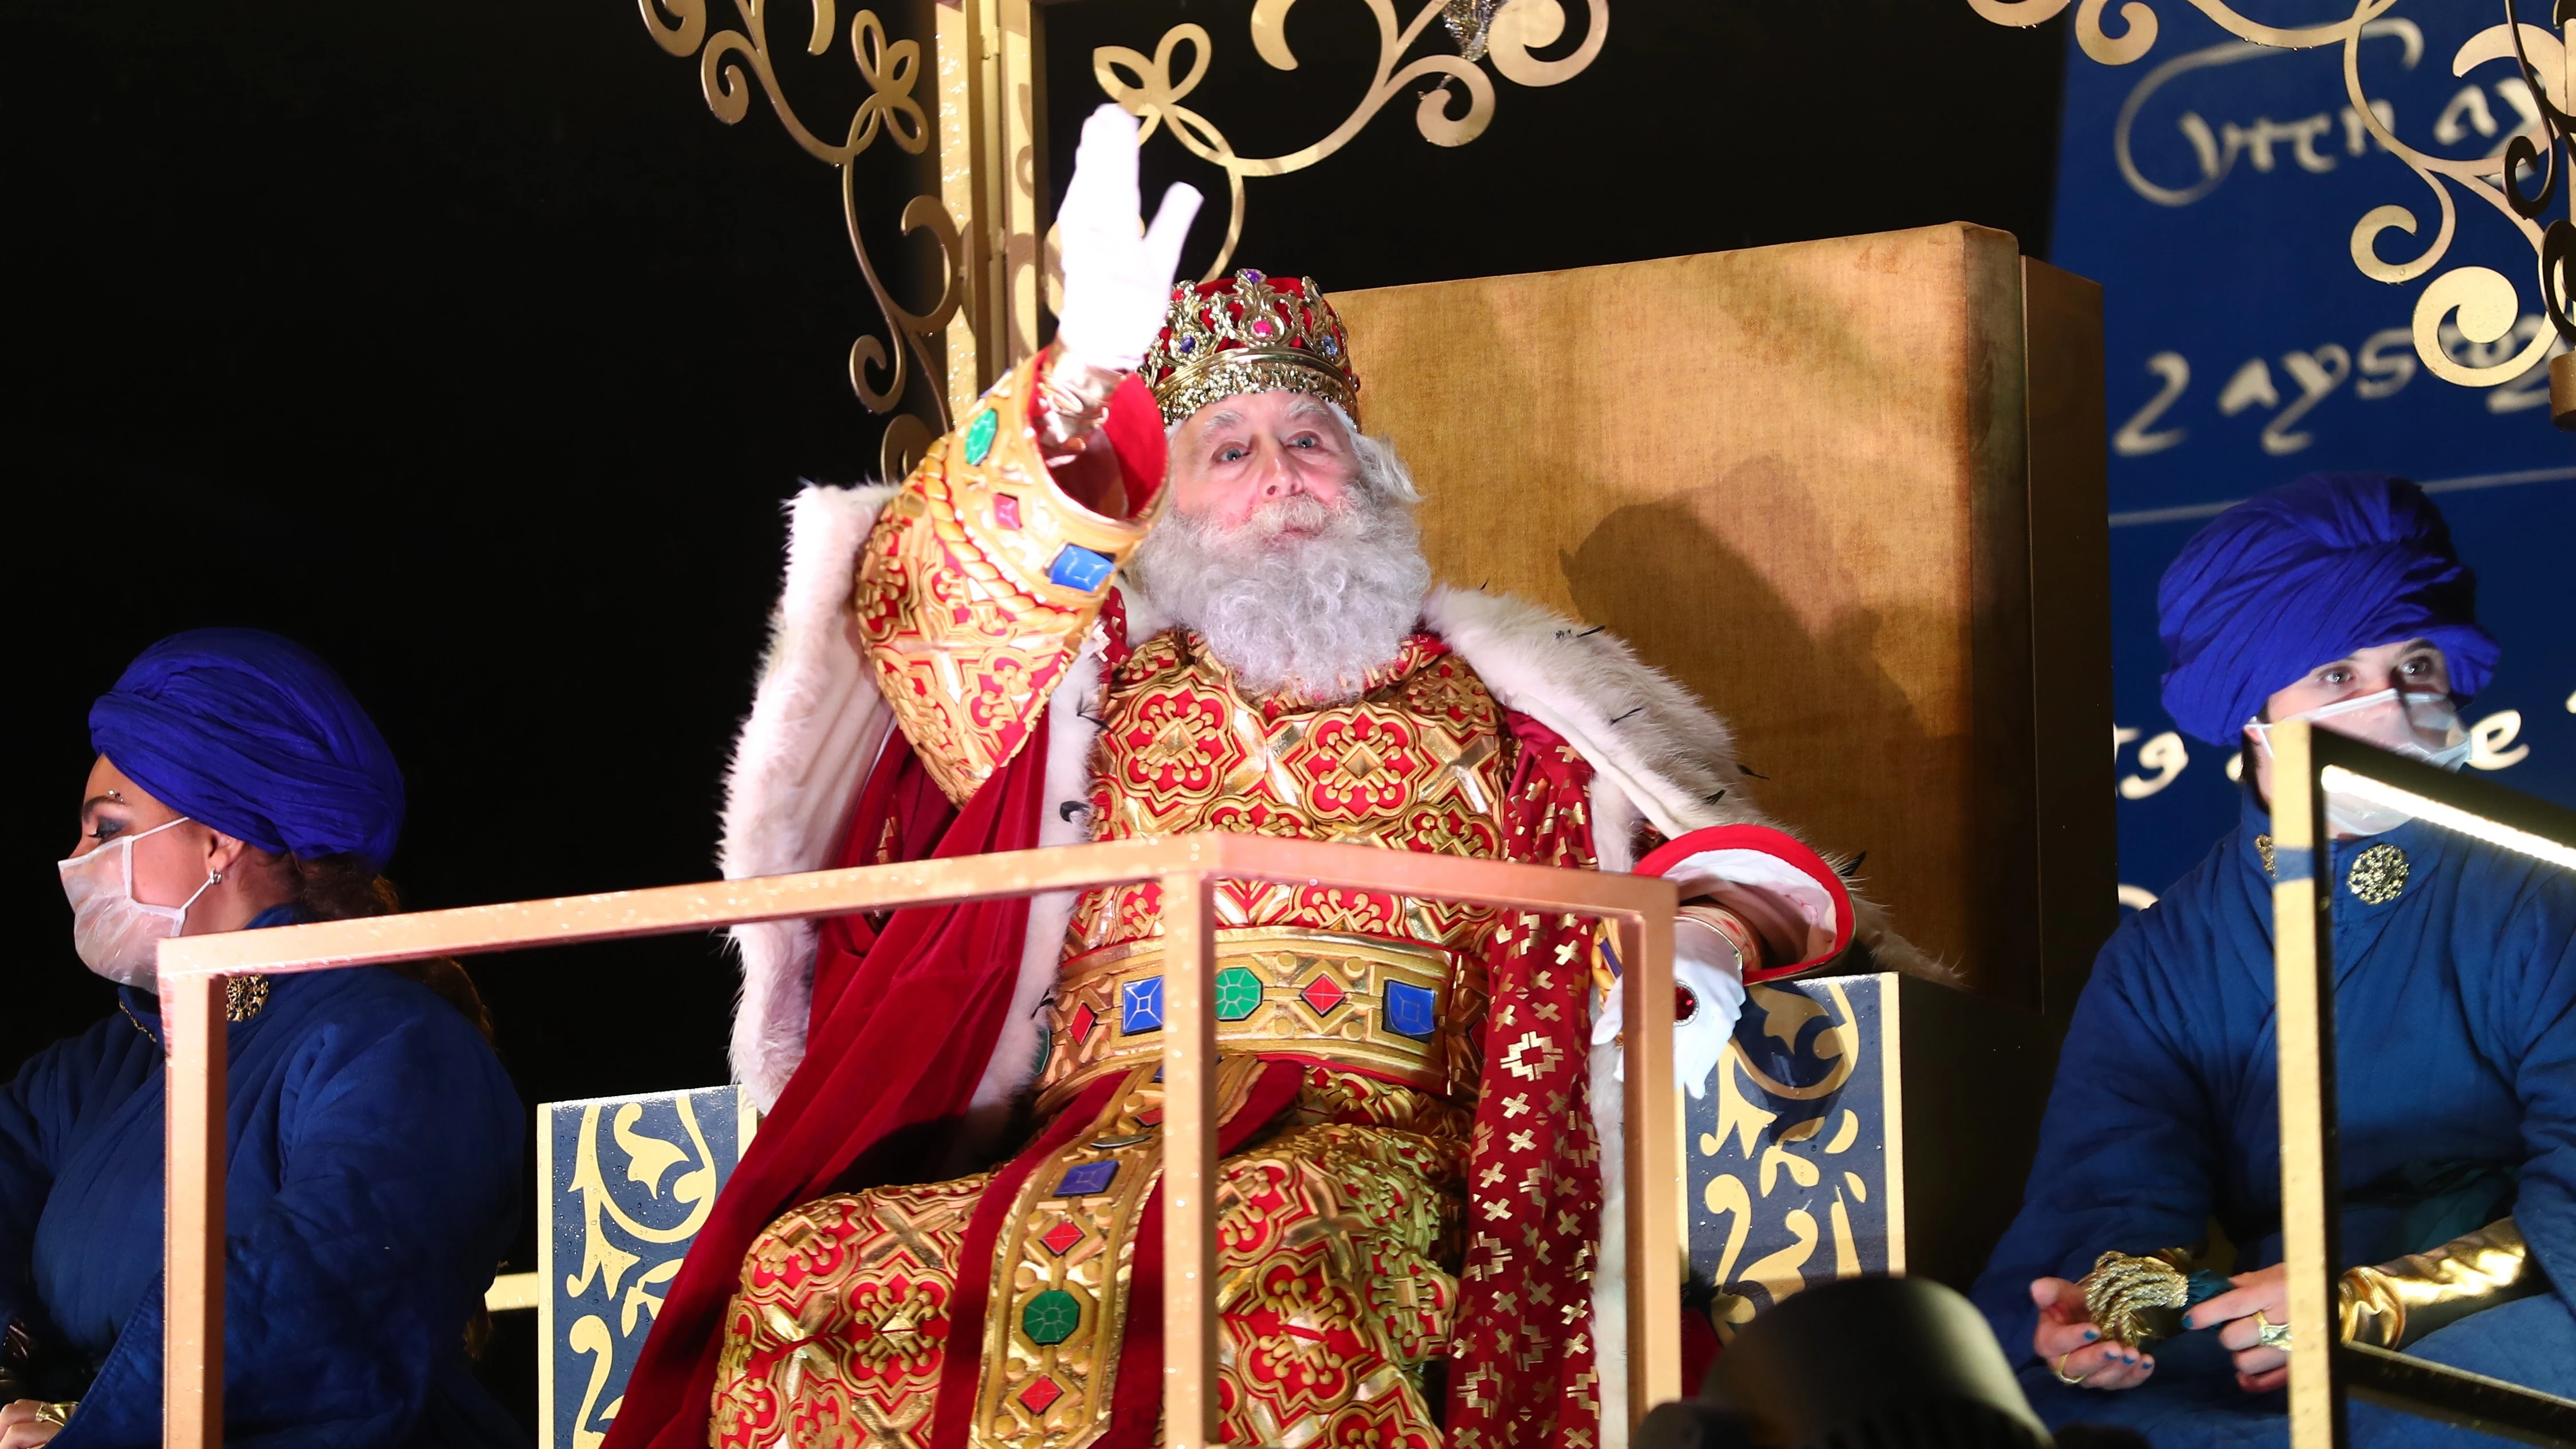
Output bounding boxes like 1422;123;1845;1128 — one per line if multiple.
1216;490;1342;545
1131;484;1429;701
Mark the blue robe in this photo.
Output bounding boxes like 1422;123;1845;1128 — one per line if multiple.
1972;798;2576;1446
0;909;526;1449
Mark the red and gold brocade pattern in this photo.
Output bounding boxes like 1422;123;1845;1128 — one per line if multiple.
1070;630;1511;951
1027;631;1519;1109
1444;725;1606;1449
713;1175;987;1449
710;1066;1470;1449
853;354;1162;806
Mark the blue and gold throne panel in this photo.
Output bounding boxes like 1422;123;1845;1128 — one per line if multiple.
540;1086;757;1449
1684;972;2055;1339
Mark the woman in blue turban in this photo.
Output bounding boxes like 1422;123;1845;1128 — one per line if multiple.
0;630;527;1449
1972;474;2576;1446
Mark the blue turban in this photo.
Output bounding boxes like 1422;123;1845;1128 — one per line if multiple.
2157;472;2499;748
89;629;406;870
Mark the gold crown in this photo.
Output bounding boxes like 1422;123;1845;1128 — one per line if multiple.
1137;270;1361;429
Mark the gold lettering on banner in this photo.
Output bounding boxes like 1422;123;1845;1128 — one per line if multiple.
1088;0;1609;278
1969;0;2574;398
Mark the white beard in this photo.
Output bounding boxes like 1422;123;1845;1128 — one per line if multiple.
1129;486;1432;702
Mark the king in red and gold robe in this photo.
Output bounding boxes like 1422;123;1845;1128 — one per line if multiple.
604;272;1910;1449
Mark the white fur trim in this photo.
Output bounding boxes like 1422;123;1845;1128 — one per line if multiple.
1427;588;1758;842
720;483;900;1110
1589;775;1643;875
1590;1041;1631;1442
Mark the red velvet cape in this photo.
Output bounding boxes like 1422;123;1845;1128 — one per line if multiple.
604;362;1174;1449
603;729;1052;1449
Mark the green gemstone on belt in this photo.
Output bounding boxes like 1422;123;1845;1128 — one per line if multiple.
963;408;999;465
1022;1289;1081;1345
1213;966;1263;1022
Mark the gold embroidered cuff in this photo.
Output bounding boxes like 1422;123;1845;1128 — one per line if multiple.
854;351;1168;804
2338;1218;2536;1350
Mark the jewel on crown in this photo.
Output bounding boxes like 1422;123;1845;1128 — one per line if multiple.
1137;268;1361;428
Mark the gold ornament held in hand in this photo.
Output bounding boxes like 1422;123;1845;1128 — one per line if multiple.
2078;1250;2194;1347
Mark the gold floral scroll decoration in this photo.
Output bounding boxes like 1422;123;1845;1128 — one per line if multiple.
1971;0;2574;391
1092;0;1610;279
638;0;963;476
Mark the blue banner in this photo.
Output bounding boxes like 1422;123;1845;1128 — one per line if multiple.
541;1087;756;1449
2048;2;2575;905
1686;975;1895;1337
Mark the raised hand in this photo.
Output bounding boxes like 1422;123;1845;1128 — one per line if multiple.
1052;104;1203;372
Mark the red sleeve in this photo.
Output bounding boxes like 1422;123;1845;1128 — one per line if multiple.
1101;375;1167;512
1022;370;1168;521
1636;824;1856;981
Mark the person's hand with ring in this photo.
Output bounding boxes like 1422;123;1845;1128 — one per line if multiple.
2183;1262;2292;1392
2029;1276;2157;1389
0;1399;70;1449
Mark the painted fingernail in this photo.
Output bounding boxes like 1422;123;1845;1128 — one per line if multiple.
2181;1316;2194;1330
2083;1329;2099;1341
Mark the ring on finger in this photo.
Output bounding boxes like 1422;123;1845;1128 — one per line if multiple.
2253;1310;2293;1352
2054;1350;2091;1387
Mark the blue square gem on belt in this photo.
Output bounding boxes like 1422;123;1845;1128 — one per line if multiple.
1385;980;1438;1039
1119;977;1165;1034
1055;1161;1119;1197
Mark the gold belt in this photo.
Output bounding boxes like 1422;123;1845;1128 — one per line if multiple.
1034;928;1482;1115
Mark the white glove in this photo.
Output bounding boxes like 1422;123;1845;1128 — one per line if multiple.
1591;916;1749;1100
1052;104;1203;372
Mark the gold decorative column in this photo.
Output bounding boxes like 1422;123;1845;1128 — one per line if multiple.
936;0;1045;419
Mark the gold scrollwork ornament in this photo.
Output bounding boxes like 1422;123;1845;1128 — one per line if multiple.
638;0;963;476
1969;0;2575;407
1093;0;1610;279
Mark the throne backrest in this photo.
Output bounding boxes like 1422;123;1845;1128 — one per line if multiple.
1331;224;2113;1010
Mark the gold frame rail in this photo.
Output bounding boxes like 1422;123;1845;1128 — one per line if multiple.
2269;720;2576;1448
155;833;1679;1449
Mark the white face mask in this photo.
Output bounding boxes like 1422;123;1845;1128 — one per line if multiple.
57;817;221;989
2248;689;2471;836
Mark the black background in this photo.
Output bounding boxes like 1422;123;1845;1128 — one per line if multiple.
5;0;2064;1430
